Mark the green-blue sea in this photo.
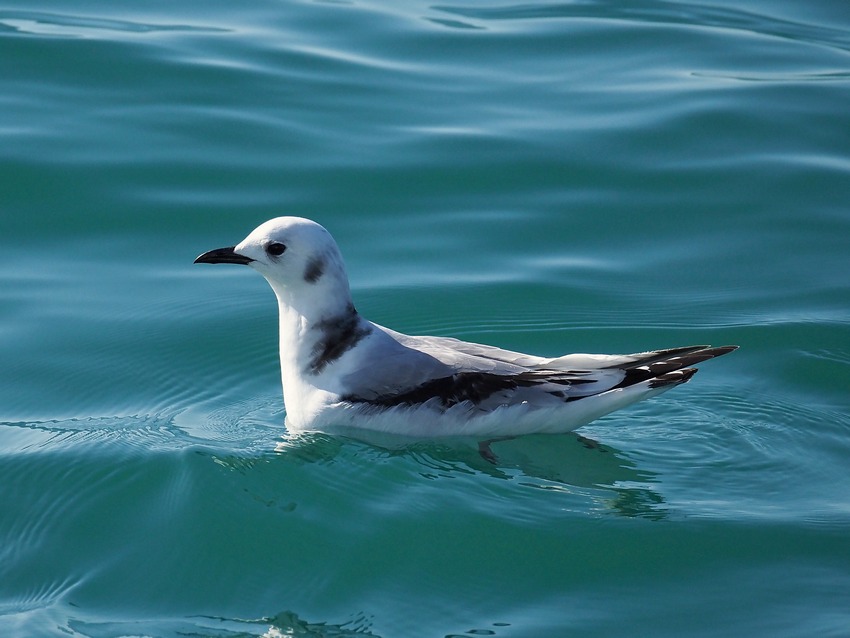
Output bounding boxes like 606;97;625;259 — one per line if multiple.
2;1;849;636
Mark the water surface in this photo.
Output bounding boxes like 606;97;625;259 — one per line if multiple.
1;0;849;636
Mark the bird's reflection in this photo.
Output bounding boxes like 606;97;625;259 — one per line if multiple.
273;428;666;519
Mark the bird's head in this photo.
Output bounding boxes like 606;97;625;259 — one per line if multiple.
195;216;353;316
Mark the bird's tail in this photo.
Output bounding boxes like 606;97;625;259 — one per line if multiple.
610;345;739;390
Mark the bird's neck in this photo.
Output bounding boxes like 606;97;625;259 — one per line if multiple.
273;290;372;428
272;281;371;379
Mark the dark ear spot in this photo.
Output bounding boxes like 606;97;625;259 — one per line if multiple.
303;256;326;284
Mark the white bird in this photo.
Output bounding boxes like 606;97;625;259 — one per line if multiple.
195;217;737;440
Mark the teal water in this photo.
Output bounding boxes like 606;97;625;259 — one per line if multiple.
2;0;850;636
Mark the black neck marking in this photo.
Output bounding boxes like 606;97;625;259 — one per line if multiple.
306;304;370;375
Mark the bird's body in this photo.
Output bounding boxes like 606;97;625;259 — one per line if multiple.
195;217;737;438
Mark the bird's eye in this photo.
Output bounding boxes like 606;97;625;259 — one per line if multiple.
266;242;286;256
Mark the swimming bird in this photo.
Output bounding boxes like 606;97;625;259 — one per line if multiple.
195;217;737;439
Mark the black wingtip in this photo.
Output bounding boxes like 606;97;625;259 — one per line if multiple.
711;345;739;356
673;345;739;366
613;344;738;391
648;367;699;388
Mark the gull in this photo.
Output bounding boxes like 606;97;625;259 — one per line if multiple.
195;217;737;440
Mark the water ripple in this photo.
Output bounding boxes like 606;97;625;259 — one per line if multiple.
64;609;378;637
0;10;227;39
432;1;850;52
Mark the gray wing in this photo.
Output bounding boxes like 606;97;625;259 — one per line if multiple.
340;324;737;412
399;332;727;372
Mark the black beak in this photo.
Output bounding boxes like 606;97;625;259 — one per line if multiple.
194;246;254;265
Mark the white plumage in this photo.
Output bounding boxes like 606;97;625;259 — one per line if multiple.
195;217;737;438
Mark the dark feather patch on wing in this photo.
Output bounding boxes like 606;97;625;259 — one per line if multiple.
342;346;738;410
343;370;598;409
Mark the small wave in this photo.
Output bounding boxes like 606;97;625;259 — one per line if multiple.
0;10;227;39
62;609;378;637
692;69;850;84
0;415;184;456
603;387;850;522
431;1;850;52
